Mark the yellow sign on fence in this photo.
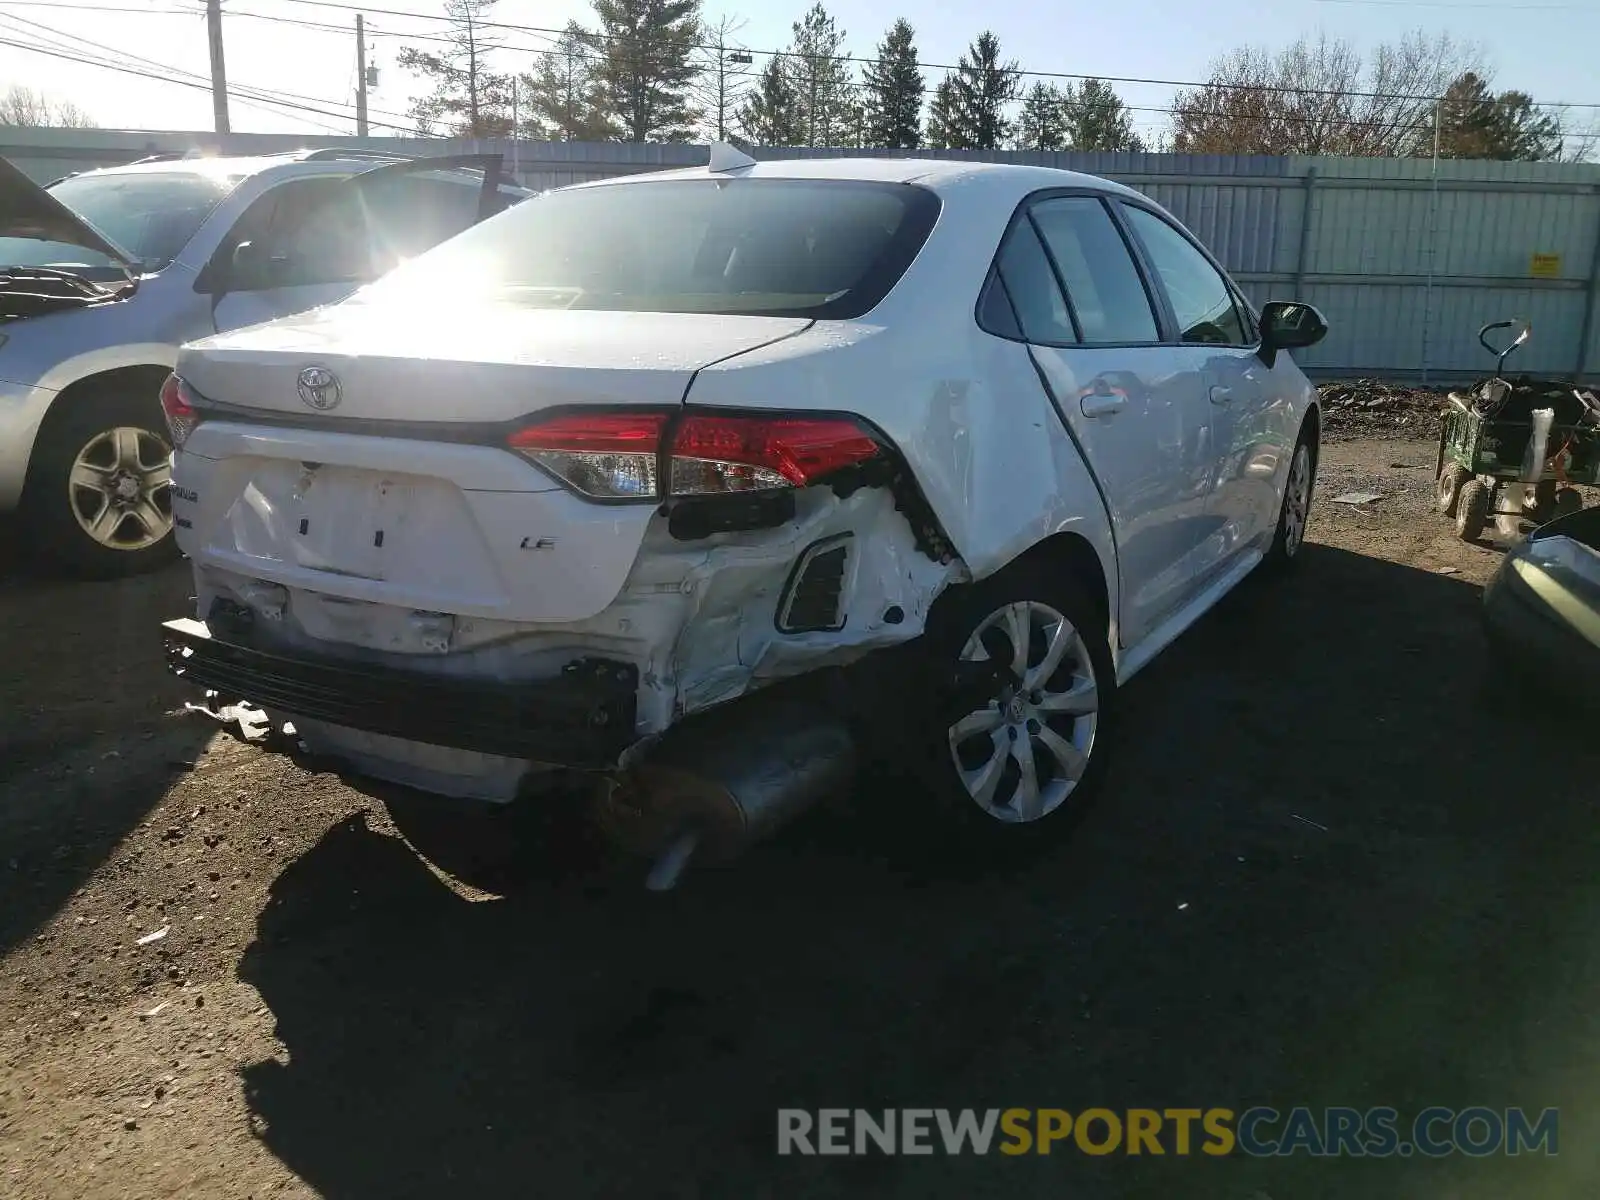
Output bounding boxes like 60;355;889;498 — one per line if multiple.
1530;253;1562;279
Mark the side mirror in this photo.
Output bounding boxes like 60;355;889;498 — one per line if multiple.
1257;301;1329;368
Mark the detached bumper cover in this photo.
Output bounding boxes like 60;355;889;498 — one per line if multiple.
161;616;639;767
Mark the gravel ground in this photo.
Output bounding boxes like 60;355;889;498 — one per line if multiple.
2;435;1598;1200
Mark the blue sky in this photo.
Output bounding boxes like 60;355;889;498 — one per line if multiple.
0;0;1596;144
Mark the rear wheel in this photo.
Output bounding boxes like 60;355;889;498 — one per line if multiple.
1455;479;1490;542
20;387;178;578
909;565;1115;857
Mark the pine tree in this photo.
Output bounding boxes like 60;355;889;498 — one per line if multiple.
1016;81;1067;151
591;0;705;142
736;54;803;145
924;75;958;150
861;18;923;149
1436;71;1563;161
397;0;514;136
1060;77;1144;151
946;31;1019;150
787;3;854;147
519;21;617;141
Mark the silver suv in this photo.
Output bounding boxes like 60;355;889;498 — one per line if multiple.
0;148;529;576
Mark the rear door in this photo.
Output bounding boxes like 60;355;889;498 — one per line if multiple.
1117;203;1273;583
998;193;1214;647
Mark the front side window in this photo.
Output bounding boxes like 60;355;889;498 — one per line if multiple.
1120;205;1251;346
1030;197;1159;344
353;178;941;319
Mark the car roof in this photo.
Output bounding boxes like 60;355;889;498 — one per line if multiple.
576;155;1148;203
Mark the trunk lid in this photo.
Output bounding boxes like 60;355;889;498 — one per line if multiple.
177;303;813;422
174;303;812;626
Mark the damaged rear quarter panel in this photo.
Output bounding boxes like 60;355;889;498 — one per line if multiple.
684;319;1120;641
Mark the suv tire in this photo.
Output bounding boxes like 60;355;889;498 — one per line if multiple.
21;387;179;579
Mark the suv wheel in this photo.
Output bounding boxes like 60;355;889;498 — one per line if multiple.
910;565;1116;855
21;389;179;579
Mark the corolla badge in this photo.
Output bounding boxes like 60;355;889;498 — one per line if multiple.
296;366;342;411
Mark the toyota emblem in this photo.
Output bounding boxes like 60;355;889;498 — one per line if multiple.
296;366;342;411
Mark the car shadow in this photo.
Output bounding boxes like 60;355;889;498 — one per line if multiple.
236;542;1600;1200
0;549;213;953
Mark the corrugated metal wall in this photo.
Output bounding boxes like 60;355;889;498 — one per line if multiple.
6;127;1600;382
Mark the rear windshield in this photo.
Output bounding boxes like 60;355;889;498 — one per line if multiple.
356;177;942;319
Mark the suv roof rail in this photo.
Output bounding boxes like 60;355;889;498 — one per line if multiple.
300;147;414;164
125;151;193;165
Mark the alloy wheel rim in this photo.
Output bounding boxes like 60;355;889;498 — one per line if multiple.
947;600;1100;824
1283;445;1311;556
68;426;174;551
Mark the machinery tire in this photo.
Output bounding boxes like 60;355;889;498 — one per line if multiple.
1527;479;1557;524
1455;479;1491;542
19;387;180;579
1437;464;1471;517
1554;487;1584;519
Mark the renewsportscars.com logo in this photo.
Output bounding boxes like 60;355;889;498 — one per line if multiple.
777;1107;1559;1158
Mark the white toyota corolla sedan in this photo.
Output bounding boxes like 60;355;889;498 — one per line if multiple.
160;148;1327;882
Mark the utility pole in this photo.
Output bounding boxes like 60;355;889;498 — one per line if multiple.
355;14;369;137
205;0;230;135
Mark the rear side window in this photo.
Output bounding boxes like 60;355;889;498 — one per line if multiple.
1029;198;1159;344
1120;205;1251;346
993;218;1077;344
356;178;942;319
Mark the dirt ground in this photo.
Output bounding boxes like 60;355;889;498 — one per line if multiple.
2;435;1598;1200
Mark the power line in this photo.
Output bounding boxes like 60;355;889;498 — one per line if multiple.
256;0;1600;111
0;32;427;133
0;11;418;126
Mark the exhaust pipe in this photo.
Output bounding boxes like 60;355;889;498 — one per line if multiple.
595;687;857;890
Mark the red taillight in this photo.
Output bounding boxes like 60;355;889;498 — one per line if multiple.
507;411;668;500
506;409;883;501
159;373;201;449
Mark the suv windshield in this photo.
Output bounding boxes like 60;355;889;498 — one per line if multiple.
356;177;942;319
0;171;238;275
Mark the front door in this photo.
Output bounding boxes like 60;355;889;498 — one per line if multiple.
209;175;371;334
1117;203;1276;581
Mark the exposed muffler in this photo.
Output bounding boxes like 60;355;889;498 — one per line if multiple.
593;687;857;890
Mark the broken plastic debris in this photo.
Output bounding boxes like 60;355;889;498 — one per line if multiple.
1290;813;1329;833
1177;902;1190;911
135;926;169;946
184;691;273;742
1329;491;1384;505
1437;566;1460;575
139;1002;168;1019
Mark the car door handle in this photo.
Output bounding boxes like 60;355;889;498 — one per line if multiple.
1209;386;1234;405
1080;392;1125;418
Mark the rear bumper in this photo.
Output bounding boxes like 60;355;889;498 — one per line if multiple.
161;616;640;767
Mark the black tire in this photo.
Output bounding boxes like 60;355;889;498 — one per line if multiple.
1437;464;1471;517
904;562;1116;861
1455;479;1490;542
1263;428;1317;572
19;386;179;579
1555;487;1584;519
